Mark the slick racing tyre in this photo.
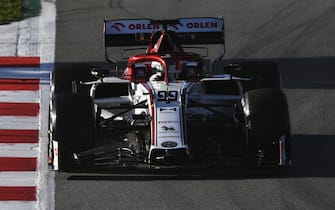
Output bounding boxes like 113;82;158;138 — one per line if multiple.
243;88;291;165
49;93;95;171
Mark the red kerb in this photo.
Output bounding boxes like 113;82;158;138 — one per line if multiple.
0;57;40;67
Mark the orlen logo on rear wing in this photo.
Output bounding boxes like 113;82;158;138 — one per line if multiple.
104;17;224;47
105;17;223;34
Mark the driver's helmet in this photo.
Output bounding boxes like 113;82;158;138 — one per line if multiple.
150;61;164;81
151;61;164;76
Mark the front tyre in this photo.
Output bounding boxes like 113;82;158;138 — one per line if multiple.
49;93;95;171
243;88;291;166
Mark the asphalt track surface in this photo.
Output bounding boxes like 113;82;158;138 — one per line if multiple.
55;0;335;209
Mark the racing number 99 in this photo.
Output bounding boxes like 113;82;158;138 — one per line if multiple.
157;91;178;101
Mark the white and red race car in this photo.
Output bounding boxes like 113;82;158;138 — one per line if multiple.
49;17;291;171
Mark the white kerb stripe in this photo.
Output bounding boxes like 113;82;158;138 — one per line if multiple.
0;90;39;103
0;172;36;186
0;201;37;210
0;116;39;130
0;143;38;158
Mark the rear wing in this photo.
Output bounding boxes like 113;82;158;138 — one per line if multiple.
104;17;225;63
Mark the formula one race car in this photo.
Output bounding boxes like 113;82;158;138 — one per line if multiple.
49;17;291;171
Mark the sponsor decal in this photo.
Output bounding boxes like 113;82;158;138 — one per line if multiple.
161;141;178;148
186;21;218;29
158;120;179;124
106;18;223;34
129;23;161;30
161;125;176;131
159;107;177;112
111;22;126;31
159;136;180;139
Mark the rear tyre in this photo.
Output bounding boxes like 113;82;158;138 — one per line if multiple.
49;93;95;171
244;88;291;166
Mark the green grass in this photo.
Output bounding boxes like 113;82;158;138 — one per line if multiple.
0;0;24;24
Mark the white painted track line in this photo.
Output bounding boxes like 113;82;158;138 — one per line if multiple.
38;1;56;210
